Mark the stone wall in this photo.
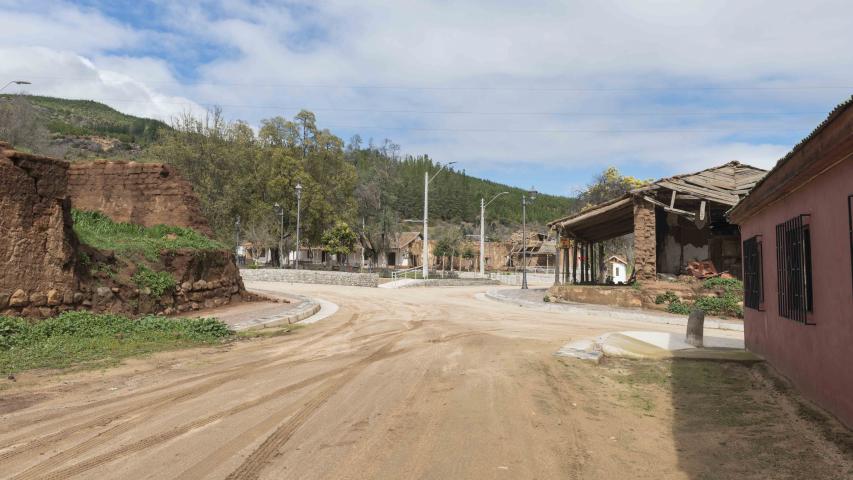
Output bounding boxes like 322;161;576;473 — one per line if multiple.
240;269;379;288
632;196;657;281
547;285;644;309
68;161;212;236
0;142;79;316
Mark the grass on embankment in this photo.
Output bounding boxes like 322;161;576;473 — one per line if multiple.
0;312;233;374
71;210;225;260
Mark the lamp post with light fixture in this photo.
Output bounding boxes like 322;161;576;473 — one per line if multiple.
521;188;538;289
480;191;509;277
422;162;457;279
0;80;31;92
294;183;302;269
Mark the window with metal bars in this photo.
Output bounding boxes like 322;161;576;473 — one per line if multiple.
743;236;763;310
775;215;814;324
849;195;852;297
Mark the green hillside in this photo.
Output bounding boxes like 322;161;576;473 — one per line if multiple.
0;94;170;145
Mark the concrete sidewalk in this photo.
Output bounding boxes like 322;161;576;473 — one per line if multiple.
555;330;758;363
482;287;744;332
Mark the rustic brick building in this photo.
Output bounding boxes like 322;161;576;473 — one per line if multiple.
548;162;766;284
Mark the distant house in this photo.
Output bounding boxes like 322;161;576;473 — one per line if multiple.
508;231;556;269
728;96;853;428
607;255;629;284
548;161;766;284
383;231;423;268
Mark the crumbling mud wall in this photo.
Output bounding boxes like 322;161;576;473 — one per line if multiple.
67;161;212;236
0;143;246;319
0;142;79;317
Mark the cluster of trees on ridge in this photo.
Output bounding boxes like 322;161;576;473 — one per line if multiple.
1;95;648;264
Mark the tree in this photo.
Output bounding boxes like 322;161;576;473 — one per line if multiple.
321;222;358;266
576;167;650;210
574;167;653;274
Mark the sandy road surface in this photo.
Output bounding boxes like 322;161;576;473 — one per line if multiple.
0;283;744;479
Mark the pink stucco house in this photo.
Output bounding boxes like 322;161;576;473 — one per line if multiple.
728;96;853;428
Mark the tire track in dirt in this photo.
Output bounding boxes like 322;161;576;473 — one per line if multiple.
9;312;414;480
0;313;362;461
223;338;404;480
11;365;348;480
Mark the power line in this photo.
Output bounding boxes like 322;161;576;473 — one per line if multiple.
10;95;829;118
16;75;853;92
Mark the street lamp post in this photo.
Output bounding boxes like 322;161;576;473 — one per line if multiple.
521;188;538;289
235;215;241;265
480;192;509;277
295;183;303;269
422;162;457;279
274;203;284;268
0;80;31;92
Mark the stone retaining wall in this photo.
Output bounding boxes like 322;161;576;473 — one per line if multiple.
547;285;644;309
240;269;379;288
398;278;501;288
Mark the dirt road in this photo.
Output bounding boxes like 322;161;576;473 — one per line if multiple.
0;283;847;479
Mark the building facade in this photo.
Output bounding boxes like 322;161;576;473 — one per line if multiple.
728;96;853;428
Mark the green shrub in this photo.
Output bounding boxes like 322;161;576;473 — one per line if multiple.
655;291;679;305
703;277;744;294
133;265;176;296
666;300;692;315
0;312;233;373
694;295;743;318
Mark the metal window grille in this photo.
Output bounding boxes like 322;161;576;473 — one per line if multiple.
849;195;852;297
775;215;814;324
743;236;763;310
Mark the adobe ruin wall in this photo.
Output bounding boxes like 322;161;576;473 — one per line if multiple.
0;143;245;318
67;160;212;236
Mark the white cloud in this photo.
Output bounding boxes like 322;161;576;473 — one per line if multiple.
1;0;851;189
0;47;202;121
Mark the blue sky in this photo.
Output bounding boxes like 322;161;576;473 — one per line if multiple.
1;0;852;195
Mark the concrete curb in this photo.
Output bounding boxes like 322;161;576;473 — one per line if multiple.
480;289;744;332
230;294;321;331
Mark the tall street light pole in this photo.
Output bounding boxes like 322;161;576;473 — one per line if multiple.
480;192;509;277
521;187;538;289
274;203;284;268
423;161;457;280
295;183;302;270
0;80;31;92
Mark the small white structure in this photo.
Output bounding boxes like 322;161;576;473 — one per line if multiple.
607;255;628;284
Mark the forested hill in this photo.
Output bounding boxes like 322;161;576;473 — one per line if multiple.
0;95;577;245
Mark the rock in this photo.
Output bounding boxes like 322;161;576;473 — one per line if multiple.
190;302;200;310
181;281;192;292
73;292;84;304
0;292;9;309
63;292;75;304
96;286;113;298
29;292;47;307
111;287;120;293
46;289;61;306
163;307;175;315
193;280;207;291
203;299;215;309
38;307;54;318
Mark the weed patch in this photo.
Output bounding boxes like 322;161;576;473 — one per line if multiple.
72;210;225;260
133;265;176;296
0;312;232;374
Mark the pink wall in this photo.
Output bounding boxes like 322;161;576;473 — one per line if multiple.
740;157;853;428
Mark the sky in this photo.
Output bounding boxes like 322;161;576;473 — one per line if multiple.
1;0;852;196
